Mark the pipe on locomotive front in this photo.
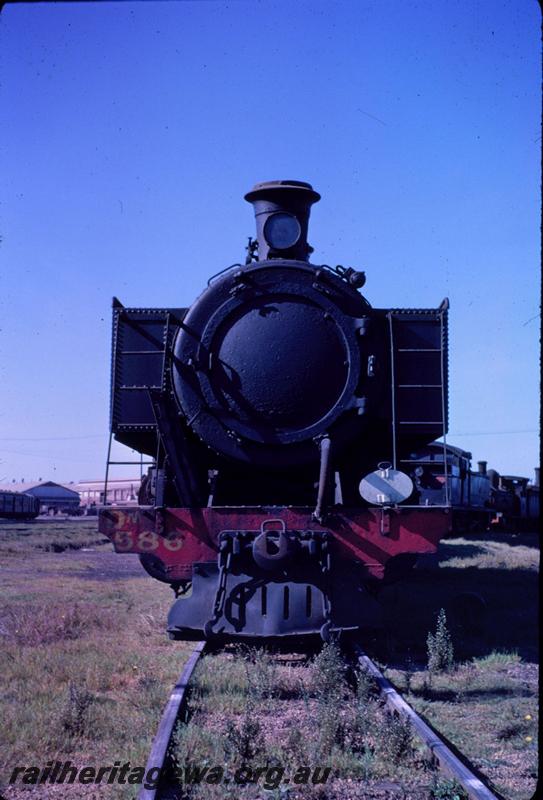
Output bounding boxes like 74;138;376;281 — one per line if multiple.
313;435;332;523
244;180;321;262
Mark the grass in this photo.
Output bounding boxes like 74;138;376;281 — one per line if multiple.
401;659;539;800
379;531;539;663
0;518;109;554
379;530;539;800
0;532;192;799
436;534;539;571
0;524;538;799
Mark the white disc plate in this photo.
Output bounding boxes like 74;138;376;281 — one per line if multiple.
359;468;414;505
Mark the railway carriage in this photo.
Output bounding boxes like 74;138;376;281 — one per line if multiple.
0;490;40;520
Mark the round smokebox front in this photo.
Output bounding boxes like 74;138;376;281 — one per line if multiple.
172;265;363;465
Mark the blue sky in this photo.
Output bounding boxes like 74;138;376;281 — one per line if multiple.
0;0;540;483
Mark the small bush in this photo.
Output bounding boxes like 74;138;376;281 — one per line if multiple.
310;642;350;756
355;666;376;703
375;711;413;763
431;777;469;800
316;694;347;754
285;725;309;763
348;697;380;753
427;608;454;673
311;641;346;697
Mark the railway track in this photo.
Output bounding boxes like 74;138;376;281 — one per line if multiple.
139;641;501;800
138;642;207;800
353;645;500;800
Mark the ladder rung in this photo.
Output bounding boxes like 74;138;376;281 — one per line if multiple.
119;385;162;390
399;421;443;425
400;458;447;463
107;461;154;465
397;384;442;388
397;348;441;352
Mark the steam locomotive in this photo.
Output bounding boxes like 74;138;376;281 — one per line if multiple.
404;443;539;533
99;180;454;641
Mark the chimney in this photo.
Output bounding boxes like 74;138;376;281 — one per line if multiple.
477;460;487;475
244;180;320;262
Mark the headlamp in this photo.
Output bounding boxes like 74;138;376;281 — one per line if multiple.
263;212;301;250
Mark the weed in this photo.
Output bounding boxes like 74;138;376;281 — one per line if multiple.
287;725;311;766
356;665;377;703
354;749;376;780
412;750;438;775
375;710;413;763
403;653;417;694
60;683;95;736
310;640;346;697
497;721;525;741
346;669;380;752
430;776;469;800
420;673;433;699
348;696;380;754
242;646;277;702
310;642;350;757
225;702;265;764
496;706;533;741
296;671;312;709
315;694;347;755
173;718;226;765
427;608;454;673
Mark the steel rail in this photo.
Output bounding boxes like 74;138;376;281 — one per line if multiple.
353;645;500;800
138;641;207;800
